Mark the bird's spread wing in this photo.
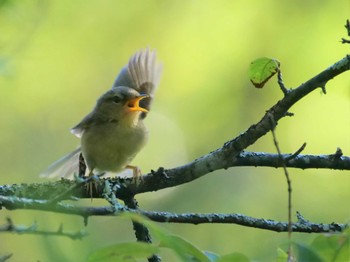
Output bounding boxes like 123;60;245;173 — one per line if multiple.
72;48;162;136
113;48;163;115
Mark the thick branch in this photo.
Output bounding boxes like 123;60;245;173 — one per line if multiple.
0;152;349;200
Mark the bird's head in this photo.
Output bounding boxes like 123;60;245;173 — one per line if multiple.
95;86;149;125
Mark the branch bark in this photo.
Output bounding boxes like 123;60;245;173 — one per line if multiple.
0;152;349;200
0;195;346;233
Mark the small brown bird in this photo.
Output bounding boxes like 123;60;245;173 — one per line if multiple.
41;48;162;189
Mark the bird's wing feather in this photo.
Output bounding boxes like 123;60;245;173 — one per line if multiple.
113;48;162;113
70;112;95;138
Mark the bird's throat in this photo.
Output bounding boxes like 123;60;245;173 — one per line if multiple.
123;111;142;127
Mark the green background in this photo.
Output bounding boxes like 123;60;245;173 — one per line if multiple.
1;1;349;261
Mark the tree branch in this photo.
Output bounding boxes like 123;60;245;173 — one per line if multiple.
236;152;350;169
141;211;347;233
0;217;86;240
0;152;349;200
0;196;346;233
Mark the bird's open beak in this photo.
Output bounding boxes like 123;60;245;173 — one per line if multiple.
127;95;149;113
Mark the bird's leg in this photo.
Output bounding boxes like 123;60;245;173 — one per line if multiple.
86;169;104;201
86;168;96;201
125;165;142;185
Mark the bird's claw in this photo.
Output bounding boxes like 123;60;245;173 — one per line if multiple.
86;174;100;201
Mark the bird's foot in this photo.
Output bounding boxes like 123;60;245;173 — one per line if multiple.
126;165;143;185
86;174;100;201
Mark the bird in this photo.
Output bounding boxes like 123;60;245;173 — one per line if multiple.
41;48;162;196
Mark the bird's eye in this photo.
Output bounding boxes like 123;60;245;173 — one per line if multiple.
112;96;122;103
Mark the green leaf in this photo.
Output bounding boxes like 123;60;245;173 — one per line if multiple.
121;213;170;242
120;214;250;262
87;242;159;262
121;213;210;261
293;242;323;262
311;232;350;262
159;235;211;262
216;252;250;262
276;247;288;262
280;242;324;262
248;57;280;88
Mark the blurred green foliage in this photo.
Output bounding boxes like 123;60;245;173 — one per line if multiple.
87;214;252;261
0;0;349;261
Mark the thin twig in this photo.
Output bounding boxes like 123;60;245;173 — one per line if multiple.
0;218;86;240
268;115;292;237
332;147;343;159
285;143;307;162
345;19;350;36
277;69;289;95
341;38;350;44
341;19;350;44
268;114;293;260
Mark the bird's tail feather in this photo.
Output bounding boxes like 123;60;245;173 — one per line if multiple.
40;147;82;178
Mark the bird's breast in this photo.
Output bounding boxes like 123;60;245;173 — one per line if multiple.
81;121;148;173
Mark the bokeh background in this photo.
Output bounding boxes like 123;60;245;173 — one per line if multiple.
1;1;349;261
